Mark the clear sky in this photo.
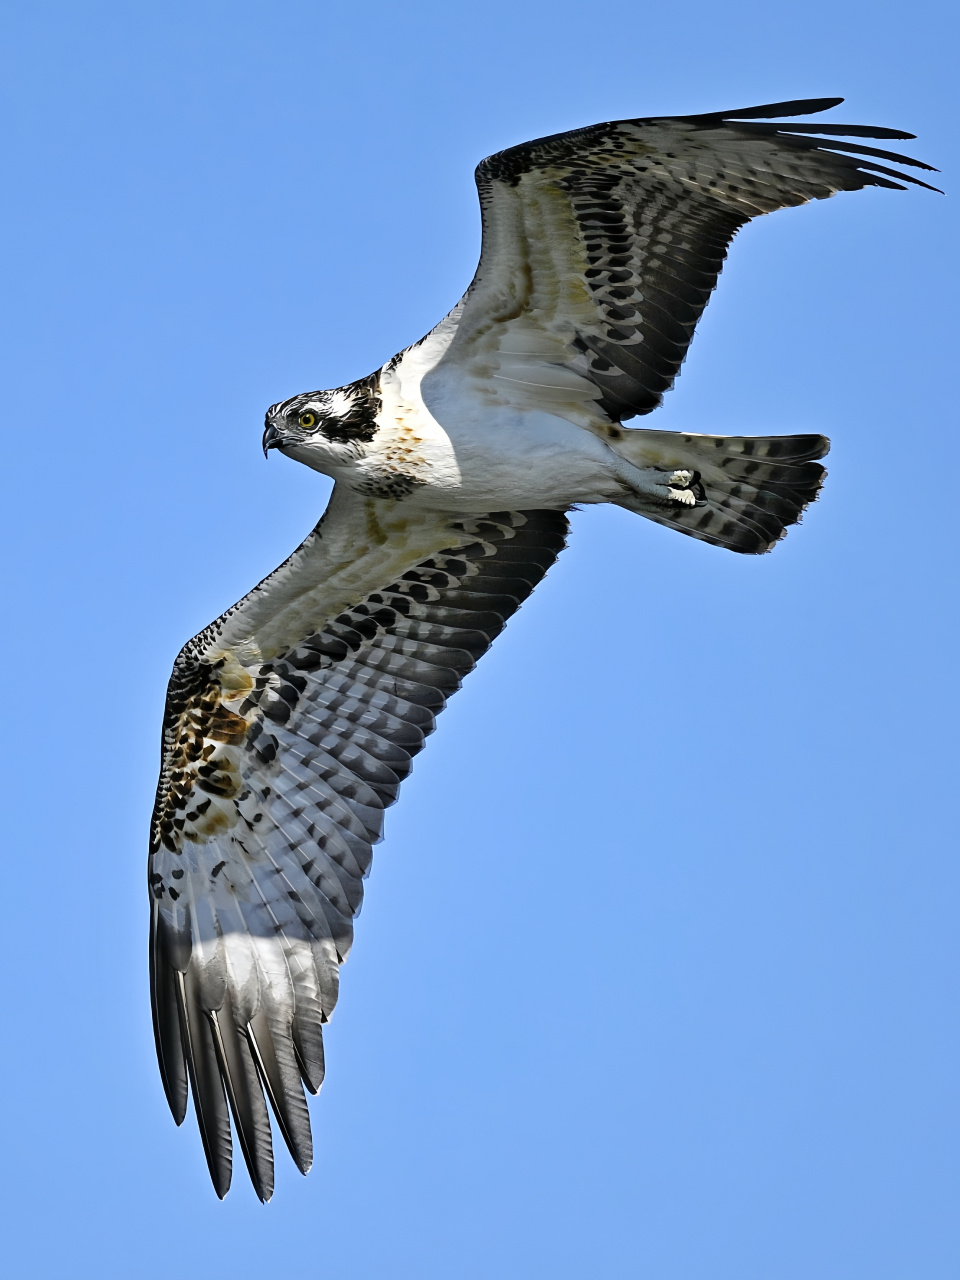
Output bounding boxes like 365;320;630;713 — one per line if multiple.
1;2;956;1276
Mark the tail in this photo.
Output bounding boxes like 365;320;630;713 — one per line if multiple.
611;429;829;554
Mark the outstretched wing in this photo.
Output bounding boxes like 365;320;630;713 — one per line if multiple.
434;97;936;424
149;485;568;1200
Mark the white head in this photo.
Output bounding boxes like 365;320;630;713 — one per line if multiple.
262;375;380;475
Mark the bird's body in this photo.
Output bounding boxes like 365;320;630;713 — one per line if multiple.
279;312;632;511
149;99;934;1200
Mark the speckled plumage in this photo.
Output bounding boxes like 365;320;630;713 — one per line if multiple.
151;99;933;1198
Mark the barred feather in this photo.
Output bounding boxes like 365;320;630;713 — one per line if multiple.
442;97;935;424
613;429;829;553
150;495;568;1199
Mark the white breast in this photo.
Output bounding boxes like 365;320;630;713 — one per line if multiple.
367;307;624;512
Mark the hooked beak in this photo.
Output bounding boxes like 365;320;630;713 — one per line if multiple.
262;422;281;458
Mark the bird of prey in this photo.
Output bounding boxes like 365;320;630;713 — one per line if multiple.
150;98;934;1199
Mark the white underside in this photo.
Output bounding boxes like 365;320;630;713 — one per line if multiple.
404;411;623;511
283;303;701;514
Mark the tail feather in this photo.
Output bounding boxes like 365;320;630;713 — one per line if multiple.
613;429;829;554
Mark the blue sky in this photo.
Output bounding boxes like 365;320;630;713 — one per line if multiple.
1;2;956;1276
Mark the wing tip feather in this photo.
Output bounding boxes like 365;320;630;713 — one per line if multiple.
175;971;234;1199
150;913;189;1126
680;96;845;124
246;1013;314;1177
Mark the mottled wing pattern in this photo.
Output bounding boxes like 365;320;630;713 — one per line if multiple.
441;97;936;422
149;489;568;1200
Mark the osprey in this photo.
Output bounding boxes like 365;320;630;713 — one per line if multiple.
150;98;934;1199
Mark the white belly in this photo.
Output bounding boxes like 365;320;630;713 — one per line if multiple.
363;362;624;511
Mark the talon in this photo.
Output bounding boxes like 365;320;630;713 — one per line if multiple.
610;455;705;507
666;468;704;506
668;487;698;506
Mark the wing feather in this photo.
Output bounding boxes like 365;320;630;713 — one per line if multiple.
209;996;275;1201
432;98;934;425
175;964;233;1198
150;491;569;1197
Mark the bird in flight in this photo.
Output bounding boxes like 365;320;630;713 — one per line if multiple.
150;98;934;1199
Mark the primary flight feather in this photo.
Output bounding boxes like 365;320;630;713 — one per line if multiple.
150;98;934;1199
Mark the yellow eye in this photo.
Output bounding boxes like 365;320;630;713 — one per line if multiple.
299;411;317;429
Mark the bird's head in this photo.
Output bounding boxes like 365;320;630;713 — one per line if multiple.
262;374;380;474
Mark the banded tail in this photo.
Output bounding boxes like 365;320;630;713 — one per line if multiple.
613;429;829;554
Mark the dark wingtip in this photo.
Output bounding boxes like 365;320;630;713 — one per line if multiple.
209;1005;276;1203
246;1013;314;1177
150;916;189;1126
684;96;845;123
206;1137;233;1200
727;96;844;118
773;122;917;141
175;971;234;1200
695;105;940;195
